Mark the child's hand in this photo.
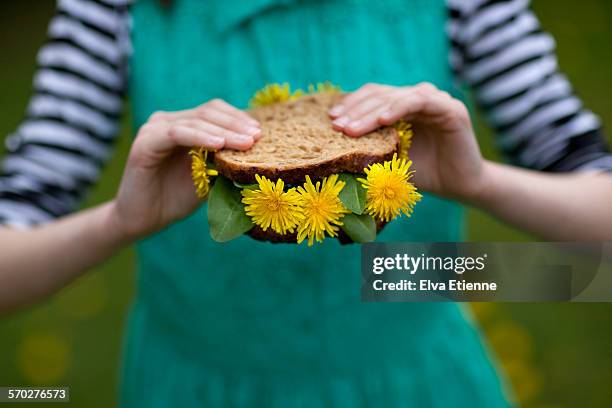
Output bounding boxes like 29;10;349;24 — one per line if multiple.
329;83;487;203
113;99;261;239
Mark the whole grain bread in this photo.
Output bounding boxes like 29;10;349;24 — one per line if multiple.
214;92;399;184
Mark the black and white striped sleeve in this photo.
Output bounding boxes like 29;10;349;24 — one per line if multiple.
0;0;131;228
447;0;612;172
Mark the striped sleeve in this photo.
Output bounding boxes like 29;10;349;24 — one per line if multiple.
0;0;132;228
447;0;612;172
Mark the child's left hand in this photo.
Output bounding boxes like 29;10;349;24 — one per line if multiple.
329;82;487;203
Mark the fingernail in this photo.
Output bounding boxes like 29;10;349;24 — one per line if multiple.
209;135;224;145
332;116;350;127
329;105;344;117
236;134;253;143
348;120;362;130
245;126;261;136
247;119;260;127
381;110;392;120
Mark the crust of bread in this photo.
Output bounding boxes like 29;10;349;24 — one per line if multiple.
216;147;397;184
214;93;399;184
247;226;297;243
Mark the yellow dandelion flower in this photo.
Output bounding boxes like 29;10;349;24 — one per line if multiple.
249;83;303;107
189;148;218;198
358;154;422;222
394;120;413;159
296;175;349;246
307;81;341;94
241;175;303;234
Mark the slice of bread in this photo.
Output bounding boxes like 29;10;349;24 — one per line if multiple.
214;92;399;184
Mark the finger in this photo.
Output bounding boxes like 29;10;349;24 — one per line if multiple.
377;90;423;125
329;83;386;117
206;99;260;127
331;93;390;131
176;119;255;151
148;101;260;132
222;133;255;150
378;87;451;125
198;106;261;139
332;96;388;135
157;106;261;142
335;95;386;122
133;122;226;163
342;104;391;137
148;110;175;123
148;109;210;123
168;125;226;150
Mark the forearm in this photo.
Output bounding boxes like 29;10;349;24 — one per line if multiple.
0;201;130;314
469;161;612;240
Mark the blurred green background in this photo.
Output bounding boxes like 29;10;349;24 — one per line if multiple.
1;1;611;407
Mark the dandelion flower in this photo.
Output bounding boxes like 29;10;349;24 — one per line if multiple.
296;175;349;246
250;83;303;107
242;175;303;234
358;154;422;222
394;120;413;159
307;82;341;94
189;148;218;198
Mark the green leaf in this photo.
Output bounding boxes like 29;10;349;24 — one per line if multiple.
340;213;376;243
233;180;258;190
208;177;253;242
338;173;367;215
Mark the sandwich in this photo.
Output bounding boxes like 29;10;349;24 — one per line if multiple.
189;83;421;246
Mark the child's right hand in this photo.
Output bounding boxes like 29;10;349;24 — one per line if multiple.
111;99;261;240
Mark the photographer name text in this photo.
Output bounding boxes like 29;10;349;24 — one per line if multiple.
370;254;498;292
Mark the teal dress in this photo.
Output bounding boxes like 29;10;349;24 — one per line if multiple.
122;0;512;406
